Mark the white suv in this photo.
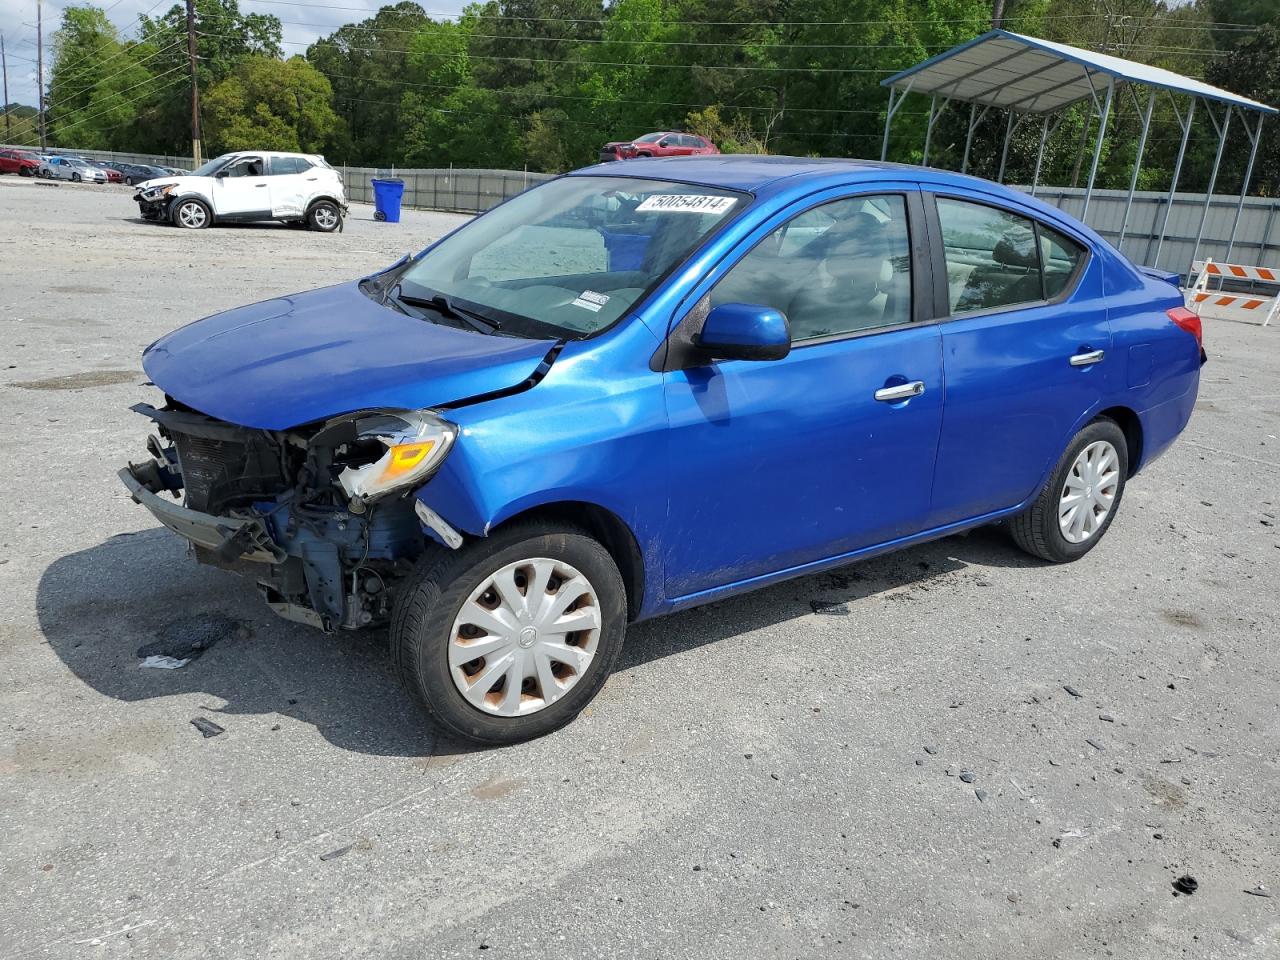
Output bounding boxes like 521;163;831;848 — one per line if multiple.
133;151;347;232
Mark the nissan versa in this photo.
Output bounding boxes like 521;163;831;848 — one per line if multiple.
120;157;1204;744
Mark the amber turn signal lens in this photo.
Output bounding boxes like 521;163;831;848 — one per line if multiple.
380;440;436;482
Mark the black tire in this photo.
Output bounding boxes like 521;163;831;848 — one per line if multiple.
636;151;652;157
71;172;82;183
1010;417;1129;563
125;176;135;186
306;199;341;232
19;167;33;178
171;197;212;229
391;521;628;745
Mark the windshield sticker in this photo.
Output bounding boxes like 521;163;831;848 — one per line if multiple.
571;290;611;312
635;194;737;215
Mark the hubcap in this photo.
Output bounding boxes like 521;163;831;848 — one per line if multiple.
449;557;601;717
179;203;206;228
314;206;337;228
1059;440;1119;544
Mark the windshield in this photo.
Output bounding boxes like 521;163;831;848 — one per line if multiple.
635;133;665;143
395;176;746;338
189;155;233;177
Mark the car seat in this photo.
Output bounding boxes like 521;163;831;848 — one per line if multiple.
953;228;1040;313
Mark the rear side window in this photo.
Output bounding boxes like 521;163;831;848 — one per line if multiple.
1040;225;1085;299
937;198;1041;314
270;157;298;175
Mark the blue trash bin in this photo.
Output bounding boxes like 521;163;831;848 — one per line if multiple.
371;177;405;223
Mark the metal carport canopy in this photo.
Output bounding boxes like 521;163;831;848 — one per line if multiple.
881;30;1277;116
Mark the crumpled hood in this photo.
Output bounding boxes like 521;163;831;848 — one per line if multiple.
143;281;556;430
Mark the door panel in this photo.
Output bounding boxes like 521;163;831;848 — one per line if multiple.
928;192;1112;525
660;185;943;600
212;156;271;216
663;326;944;597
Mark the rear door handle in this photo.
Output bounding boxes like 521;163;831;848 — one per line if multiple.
1070;349;1105;366
874;381;925;402
255;183;268;188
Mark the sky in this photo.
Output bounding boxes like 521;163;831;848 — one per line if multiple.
1;0;468;107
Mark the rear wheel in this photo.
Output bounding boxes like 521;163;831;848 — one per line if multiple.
71;172;82;183
391;521;627;745
171;197;211;229
1010;418;1128;563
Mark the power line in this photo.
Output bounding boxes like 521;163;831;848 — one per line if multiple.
202;32;908;73
55;36;187;105
50;69;187;137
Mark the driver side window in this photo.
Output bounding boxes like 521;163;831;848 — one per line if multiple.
710;194;913;342
224;156;264;178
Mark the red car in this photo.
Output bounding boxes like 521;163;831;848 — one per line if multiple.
0;148;41;176
85;160;125;183
598;132;719;162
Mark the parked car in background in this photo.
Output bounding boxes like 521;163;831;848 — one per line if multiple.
133;151;346;231
598;132;719;162
85;160;125;183
0;148;40;176
113;162;170;186
159;166;188;176
39;156;107;183
119;156;1203;745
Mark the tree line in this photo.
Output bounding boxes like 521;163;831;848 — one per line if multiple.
4;0;1278;194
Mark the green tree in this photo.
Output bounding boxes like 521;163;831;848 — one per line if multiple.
203;55;348;155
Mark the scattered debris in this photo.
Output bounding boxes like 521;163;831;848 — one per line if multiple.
138;613;245;664
770;773;780;781
1048;758;1061;767
1244;886;1272;898
923;745;938;756
140;655;189;670
1064;684;1083;698
1173;875;1199;896
320;844;353;862
692;864;702;872
914;759;925;766
809;599;851;615
974;789;988;802
959;770;976;784
1086;738;1104;751
190;717;225;739
1099;713;1115;723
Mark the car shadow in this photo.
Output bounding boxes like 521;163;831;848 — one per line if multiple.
36;524;1040;758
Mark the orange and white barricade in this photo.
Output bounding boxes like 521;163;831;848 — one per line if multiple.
1187;259;1279;327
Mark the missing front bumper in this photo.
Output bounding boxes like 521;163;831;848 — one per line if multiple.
118;463;286;564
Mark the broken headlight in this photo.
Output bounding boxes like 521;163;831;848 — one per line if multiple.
336;411;457;503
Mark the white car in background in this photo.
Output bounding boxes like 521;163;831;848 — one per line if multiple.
132;151;347;232
39;156;107;183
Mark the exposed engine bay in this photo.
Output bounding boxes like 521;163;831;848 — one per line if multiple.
119;399;448;632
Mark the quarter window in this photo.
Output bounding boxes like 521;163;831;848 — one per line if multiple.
1040;224;1085;299
711;194;913;342
937;198;1042;314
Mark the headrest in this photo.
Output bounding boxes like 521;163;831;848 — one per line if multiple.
992;229;1037;268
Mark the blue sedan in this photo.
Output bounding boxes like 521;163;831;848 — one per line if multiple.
121;157;1203;743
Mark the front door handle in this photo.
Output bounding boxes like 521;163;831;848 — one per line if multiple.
874;380;925;402
1070;349;1105;367
255;183;268;188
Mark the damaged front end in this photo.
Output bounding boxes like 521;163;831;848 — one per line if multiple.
134;183;177;221
119;400;458;631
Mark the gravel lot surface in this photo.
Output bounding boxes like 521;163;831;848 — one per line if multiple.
1;177;1278;959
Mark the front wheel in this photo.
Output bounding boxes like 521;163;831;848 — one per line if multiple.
391;522;628;745
71;173;82;183
307;200;341;232
1010;418;1129;563
171;197;211;229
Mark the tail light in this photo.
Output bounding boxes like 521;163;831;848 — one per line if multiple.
1167;306;1203;352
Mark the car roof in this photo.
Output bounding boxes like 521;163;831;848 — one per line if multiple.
569;154;1089;229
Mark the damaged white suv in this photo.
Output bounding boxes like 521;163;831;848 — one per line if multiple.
134;151;347;232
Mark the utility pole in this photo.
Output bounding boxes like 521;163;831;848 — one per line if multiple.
186;0;201;164
36;0;46;149
2;34;11;143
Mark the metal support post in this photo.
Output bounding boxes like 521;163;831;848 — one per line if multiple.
961;102;979;173
1117;88;1157;251
1225;112;1263;262
1189;103;1231;278
1153;94;1195;269
1032;113;1050;197
1081;79;1114;222
922;95;938;166
997;110;1017;183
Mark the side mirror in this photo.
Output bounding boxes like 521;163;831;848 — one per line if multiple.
696;303;791;362
215;169;228;178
